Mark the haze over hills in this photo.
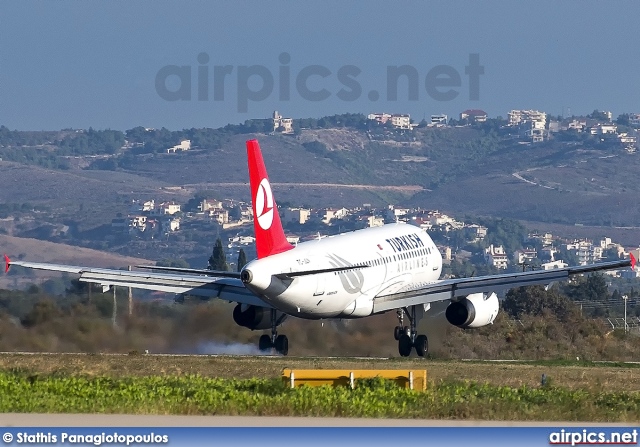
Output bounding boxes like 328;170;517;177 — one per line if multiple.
1;115;639;252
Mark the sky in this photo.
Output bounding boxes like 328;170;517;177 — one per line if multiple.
2;1;640;130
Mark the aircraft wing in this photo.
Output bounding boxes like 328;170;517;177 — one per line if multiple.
5;258;271;308
371;257;634;313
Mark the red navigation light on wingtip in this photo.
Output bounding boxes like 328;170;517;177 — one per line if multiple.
3;255;10;274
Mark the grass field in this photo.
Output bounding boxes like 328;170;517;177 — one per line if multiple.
1;354;640;420
3;353;640;393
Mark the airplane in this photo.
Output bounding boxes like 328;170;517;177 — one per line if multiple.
4;139;636;356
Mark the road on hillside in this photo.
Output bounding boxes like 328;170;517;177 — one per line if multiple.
184;182;426;192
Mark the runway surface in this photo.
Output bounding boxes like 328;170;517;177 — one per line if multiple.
0;414;632;427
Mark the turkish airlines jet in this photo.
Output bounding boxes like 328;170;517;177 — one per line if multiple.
5;140;635;356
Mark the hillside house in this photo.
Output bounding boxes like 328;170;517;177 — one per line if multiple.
167;140;191;153
356;215;385;229
282;208;311;225
156;202;181;215
273;111;293;134
484;244;508;269
322;207;349;224
199;199;223;213
209;209;229;225
460;109;487;123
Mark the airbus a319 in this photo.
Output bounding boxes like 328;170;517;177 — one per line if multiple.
6;140;635;356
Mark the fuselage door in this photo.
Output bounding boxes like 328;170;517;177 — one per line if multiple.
312;257;325;296
314;273;325;296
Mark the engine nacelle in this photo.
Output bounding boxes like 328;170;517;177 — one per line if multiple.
232;304;285;330
445;292;499;328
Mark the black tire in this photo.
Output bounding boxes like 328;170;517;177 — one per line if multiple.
275;334;289;356
398;334;412;357
394;326;403;340
258;334;272;351
415;334;428;357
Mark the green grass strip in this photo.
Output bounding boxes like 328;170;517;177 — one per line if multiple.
0;372;638;421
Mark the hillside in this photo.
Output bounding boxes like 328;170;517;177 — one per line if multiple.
1;122;640;244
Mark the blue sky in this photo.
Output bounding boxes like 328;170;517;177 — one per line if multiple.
2;1;639;130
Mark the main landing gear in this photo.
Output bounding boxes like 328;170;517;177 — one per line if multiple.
258;309;289;355
394;307;428;357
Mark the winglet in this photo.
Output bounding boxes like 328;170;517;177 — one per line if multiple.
631;252;636;270
4;254;10;274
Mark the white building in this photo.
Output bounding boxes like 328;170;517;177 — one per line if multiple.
564;240;603;265
209;209;229;225
128;215;148;231
321;207;349;224
228;235;256;246
508;110;547;142
273;111;293;134
589;123;617;135
514;249;538;265
199;199;223;213
367;113;392;124
428;211;455;226
618;133;637;152
430;114;448;126
357;215;384;228
460;109;487;123
386;205;410;222
154;202;181;215
282;208;311;225
165;218;180;232
568;120;587;131
541;260;568;270
508;110;547;127
167;140;191;153
390;114;412;129
484;244;508;269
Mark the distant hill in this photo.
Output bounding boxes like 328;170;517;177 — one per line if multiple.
1;121;640;228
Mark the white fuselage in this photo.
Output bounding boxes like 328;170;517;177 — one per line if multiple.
242;223;442;319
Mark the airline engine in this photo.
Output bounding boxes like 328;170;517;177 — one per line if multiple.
232;304;286;330
445;292;499;328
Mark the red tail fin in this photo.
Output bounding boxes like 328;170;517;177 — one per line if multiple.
246;140;293;259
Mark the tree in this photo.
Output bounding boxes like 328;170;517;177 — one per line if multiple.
587;110;610;121
502;285;577;322
616;113;630;126
208;238;228;271
236;249;247;272
602;247;620;262
563;273;610;302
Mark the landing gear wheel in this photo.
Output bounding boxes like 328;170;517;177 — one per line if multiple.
394;326;404;341
274;334;289;356
258;334;272;352
398;334;412;357
414;334;428;357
